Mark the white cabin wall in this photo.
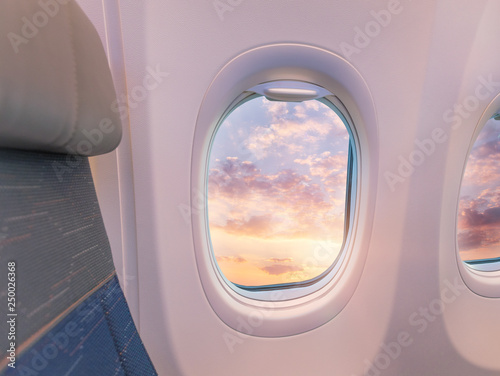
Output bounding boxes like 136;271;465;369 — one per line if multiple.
80;0;500;375
123;1;500;375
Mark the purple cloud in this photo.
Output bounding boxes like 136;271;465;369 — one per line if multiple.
462;206;500;227
260;264;303;276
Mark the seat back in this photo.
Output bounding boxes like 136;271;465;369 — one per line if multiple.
0;1;157;375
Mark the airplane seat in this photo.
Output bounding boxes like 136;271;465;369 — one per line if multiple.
0;1;157;375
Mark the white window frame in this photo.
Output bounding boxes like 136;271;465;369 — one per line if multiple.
190;43;378;337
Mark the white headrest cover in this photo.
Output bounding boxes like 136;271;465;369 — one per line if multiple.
0;0;122;155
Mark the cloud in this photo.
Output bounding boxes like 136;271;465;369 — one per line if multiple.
470;118;499;156
293;101;320;119
207;96;351;249
294;151;348;181
458;203;500;253
265;100;289;120
471;139;499;160
209;158;329;210
216;255;247;263
241;98;349;160
304;100;320;111
245;119;333;159
462;119;500;188
458;200;500;252
294;104;307;119
477;188;500;205
208;157;346;239
217;215;276;238
267;257;293;263
463;152;500;187
457;230;487;251
260;264;303;276
461;206;500;227
458;228;500;251
208;157;271;199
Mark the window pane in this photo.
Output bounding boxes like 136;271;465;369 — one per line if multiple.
458;115;500;268
207;96;351;287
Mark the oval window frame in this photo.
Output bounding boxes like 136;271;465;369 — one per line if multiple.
191;44;378;337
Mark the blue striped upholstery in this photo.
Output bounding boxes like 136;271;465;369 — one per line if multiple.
0;150;157;375
3;276;157;376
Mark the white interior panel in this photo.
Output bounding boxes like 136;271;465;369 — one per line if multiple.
81;0;500;374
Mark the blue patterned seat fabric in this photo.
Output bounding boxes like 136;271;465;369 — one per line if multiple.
0;150;157;376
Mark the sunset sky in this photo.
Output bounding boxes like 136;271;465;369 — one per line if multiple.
207;96;350;287
458;116;500;262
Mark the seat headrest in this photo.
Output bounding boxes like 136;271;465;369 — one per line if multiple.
0;0;122;156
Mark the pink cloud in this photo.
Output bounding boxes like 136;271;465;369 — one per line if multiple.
217;215;276;238
458;230;487;250
208;157;346;240
216;255;247;263
244;99;344;160
461;207;500;227
462;122;500;189
265;101;289;120
209;158;330;210
260;264;303;276
267;257;293;263
463;154;500;187
208;97;351;246
294;151;348;181
458;227;500;251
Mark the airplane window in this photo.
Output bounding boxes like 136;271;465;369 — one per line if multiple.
207;89;355;290
458;114;500;272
